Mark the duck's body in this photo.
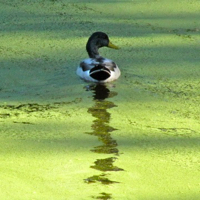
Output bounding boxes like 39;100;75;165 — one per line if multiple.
76;32;120;83
77;57;121;82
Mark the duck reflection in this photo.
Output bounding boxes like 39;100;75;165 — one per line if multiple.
84;84;123;188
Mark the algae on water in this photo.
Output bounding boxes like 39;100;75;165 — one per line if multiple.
0;0;200;199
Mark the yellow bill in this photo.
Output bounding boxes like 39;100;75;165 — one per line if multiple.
108;41;120;49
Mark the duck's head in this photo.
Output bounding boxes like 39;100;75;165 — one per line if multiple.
86;32;119;58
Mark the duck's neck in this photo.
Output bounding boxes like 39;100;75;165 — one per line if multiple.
86;41;100;58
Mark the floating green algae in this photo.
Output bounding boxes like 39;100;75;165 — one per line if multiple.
0;0;200;200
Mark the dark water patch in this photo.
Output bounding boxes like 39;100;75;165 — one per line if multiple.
157;127;196;136
0;113;11;118
13;121;34;125
91;143;118;155
93;192;112;200
91;157;124;172
85;84;119;156
84;173;119;185
84;83;124;198
0;98;82;113
0;98;82;120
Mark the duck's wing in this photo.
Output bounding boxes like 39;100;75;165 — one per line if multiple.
79;58;98;71
79;58;117;71
102;58;118;72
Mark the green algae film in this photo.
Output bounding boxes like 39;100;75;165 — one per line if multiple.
0;0;200;199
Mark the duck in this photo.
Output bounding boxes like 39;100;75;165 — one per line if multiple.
76;32;121;83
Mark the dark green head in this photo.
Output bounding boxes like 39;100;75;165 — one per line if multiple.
86;32;119;58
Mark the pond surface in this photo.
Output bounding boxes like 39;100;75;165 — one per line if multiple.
0;0;200;199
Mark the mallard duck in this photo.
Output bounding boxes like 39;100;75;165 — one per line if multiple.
76;32;121;83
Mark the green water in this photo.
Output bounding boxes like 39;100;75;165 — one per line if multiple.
0;0;200;199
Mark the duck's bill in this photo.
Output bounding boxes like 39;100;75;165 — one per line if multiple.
108;41;119;49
